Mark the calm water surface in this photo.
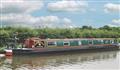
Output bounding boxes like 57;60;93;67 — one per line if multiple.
0;51;120;70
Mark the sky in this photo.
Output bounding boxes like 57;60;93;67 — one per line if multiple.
0;0;120;28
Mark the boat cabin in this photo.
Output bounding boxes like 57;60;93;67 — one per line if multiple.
24;38;118;48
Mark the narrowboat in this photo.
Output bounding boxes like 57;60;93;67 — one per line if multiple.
5;38;120;56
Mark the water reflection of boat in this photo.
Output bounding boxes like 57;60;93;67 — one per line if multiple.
10;51;117;69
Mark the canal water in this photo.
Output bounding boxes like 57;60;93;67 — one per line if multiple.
0;51;120;70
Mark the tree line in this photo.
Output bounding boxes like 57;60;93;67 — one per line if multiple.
0;25;120;47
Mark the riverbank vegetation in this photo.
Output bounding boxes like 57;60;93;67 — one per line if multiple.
0;25;120;49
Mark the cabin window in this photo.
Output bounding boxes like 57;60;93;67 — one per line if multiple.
88;40;92;44
48;42;56;46
64;42;70;46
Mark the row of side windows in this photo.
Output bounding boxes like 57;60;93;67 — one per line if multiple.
47;40;116;46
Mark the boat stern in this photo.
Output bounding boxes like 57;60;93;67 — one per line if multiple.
5;49;13;56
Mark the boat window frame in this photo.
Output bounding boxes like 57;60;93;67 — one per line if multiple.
47;41;57;46
64;41;70;46
88;40;93;45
